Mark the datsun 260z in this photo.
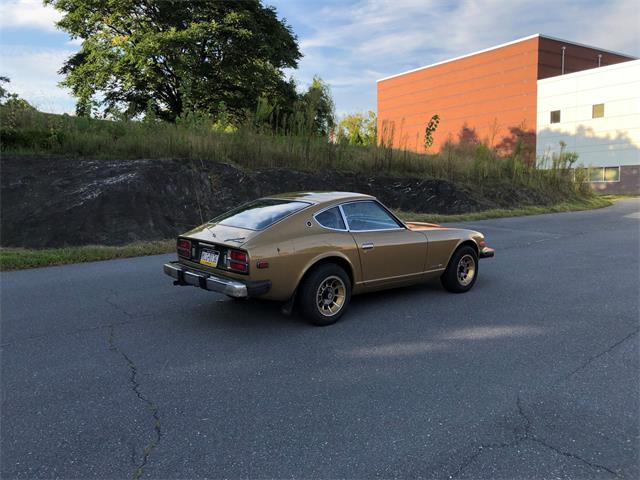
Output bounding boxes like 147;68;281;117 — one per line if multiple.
164;192;494;325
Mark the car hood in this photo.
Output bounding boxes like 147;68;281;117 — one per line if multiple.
181;222;259;248
405;221;449;230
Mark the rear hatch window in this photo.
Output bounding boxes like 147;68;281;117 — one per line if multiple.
210;199;310;231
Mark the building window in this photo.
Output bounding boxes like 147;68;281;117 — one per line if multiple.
550;110;561;124
589;167;604;182
588;166;620;182
592;103;604;118
604;166;620;182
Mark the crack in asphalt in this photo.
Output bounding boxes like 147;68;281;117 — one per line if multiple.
106;293;162;480
1;292;155;348
447;440;513;478
565;328;640;379
105;293;135;320
517;398;619;477
449;396;619;478
108;325;162;480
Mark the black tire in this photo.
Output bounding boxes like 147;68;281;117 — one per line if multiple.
441;245;478;293
298;263;351;326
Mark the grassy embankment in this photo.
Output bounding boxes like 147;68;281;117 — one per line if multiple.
0;241;175;271
2;103;589;200
1;104;613;270
399;195;613;223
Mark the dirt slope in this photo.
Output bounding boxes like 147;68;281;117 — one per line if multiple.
1;156;550;247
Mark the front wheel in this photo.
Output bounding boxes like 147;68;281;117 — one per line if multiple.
298;264;351;326
441;245;478;293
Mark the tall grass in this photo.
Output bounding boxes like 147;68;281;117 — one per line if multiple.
0;102;589;200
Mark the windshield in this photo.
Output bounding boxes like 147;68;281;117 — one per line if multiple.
209;199;310;231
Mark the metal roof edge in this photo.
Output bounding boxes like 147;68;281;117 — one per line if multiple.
377;34;636;83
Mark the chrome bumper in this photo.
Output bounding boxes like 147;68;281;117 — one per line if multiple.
480;246;495;259
164;262;249;298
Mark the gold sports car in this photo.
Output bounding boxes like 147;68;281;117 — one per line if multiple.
164;192;494;325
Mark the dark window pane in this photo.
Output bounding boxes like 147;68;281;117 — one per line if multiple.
589;167;605;182
592;103;604;118
210;199;309;230
550;110;561;123
315;207;346;230
341;201;401;231
604;166;620;182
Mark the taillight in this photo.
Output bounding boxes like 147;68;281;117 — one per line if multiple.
229;261;248;272
227;249;248;273
177;238;191;258
230;250;247;262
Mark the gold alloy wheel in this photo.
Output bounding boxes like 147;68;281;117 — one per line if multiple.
457;254;476;286
316;275;346;317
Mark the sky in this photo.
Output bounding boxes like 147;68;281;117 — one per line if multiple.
0;0;638;117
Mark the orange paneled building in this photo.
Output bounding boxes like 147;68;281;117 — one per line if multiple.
376;34;633;155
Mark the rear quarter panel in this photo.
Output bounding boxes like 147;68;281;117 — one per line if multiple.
242;206;361;301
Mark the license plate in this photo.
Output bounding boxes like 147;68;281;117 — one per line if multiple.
199;249;219;268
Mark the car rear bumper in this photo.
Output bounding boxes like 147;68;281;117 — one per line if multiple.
480;246;495;258
163;261;271;298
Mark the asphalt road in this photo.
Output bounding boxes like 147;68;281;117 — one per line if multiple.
2;199;639;479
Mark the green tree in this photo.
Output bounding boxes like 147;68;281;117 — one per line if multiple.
46;0;301;122
337;111;377;146
0;77;34;110
299;76;335;136
0;76;9;103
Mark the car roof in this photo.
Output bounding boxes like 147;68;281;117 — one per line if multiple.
264;191;375;205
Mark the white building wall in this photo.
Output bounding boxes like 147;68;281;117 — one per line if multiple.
536;59;640;168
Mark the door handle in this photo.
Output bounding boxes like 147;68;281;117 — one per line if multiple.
362;242;374;250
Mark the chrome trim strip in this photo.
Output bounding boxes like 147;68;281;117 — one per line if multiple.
425;267;446;273
354;268;444;287
363;271;432;283
338;204;350;230
348;227;405;233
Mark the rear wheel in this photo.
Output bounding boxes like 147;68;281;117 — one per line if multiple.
441;245;478;293
298;263;351;326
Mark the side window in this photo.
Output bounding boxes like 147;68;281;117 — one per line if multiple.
341;201;402;231
550;110;561;124
315;207;346;230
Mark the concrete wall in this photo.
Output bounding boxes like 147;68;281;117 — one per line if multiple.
536;59;640;167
